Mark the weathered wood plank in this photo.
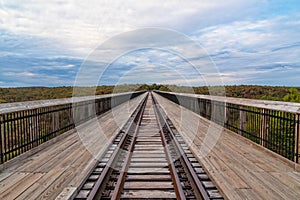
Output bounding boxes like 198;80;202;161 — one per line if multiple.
0;172;44;199
55;187;77;200
124;181;174;189
122;190;176;199
15;168;68;200
0;172;28;194
0;172;12;182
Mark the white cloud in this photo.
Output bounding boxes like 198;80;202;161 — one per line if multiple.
19;71;36;77
1;0;299;86
0;51;23;57
32;64;75;70
191;15;300;82
2;70;75;86
0;0;261;55
194;16;300;54
4;71;36;77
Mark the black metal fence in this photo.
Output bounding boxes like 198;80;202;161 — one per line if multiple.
155;91;300;163
0;91;144;164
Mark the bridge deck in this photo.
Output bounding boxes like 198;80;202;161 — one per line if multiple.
1;92;300;199
0;94;146;200
154;93;300;200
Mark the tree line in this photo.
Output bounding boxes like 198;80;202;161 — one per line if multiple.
0;84;299;103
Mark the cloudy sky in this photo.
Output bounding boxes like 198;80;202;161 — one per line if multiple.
0;0;299;87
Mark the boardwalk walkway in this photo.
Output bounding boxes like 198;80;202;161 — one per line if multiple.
154;93;300;200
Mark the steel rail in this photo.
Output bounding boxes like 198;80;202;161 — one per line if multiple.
152;93;187;200
152;93;211;200
76;92;223;199
110;93;147;199
86;94;148;200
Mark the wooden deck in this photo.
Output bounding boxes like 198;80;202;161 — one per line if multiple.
1;92;300;200
0;94;146;200
153;93;300;200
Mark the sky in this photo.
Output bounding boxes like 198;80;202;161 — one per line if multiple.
0;0;300;87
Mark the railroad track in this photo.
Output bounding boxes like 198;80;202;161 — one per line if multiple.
74;92;223;200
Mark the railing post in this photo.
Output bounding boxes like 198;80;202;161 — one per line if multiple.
0;115;3;164
260;109;270;147
206;100;211;119
210;100;213;121
108;97;111;110
52;111;59;133
224;104;229;128
239;106;246;136
35;109;40;146
295;114;300;163
29;110;37;147
199;99;204;116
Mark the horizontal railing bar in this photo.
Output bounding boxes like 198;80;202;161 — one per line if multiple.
0;91;144;114
156;91;300;114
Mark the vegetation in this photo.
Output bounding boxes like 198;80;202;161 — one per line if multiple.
283;88;300;102
0;85;145;103
0;84;300;104
151;84;300;102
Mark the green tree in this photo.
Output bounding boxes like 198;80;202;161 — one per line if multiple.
283;88;300;102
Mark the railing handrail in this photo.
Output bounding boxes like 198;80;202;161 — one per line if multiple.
156;91;300;114
0;91;146;164
0;91;143;114
155;90;300;164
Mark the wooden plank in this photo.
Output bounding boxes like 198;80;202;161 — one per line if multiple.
235;188;264;200
33;141;85;173
20;136;79;173
131;158;167;162
222;132;292;172
0;172;28;194
132;150;165;154
37;169;78;199
134;145;164;148
0;172;44;199
132;153;167;158
126;174;171;181
124;181;174;189
0;172;12;182
135;141;161;145
15;168;68;200
28;148;93;199
253;172;300;199
122;190;176;199
127;167;169;173
130;162;168;168
67;157;98;189
201;152;249;189
55;187;77;200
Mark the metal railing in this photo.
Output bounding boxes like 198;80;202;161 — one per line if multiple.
155;91;300;163
0;91;145;164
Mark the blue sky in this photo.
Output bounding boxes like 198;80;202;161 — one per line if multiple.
0;0;300;87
